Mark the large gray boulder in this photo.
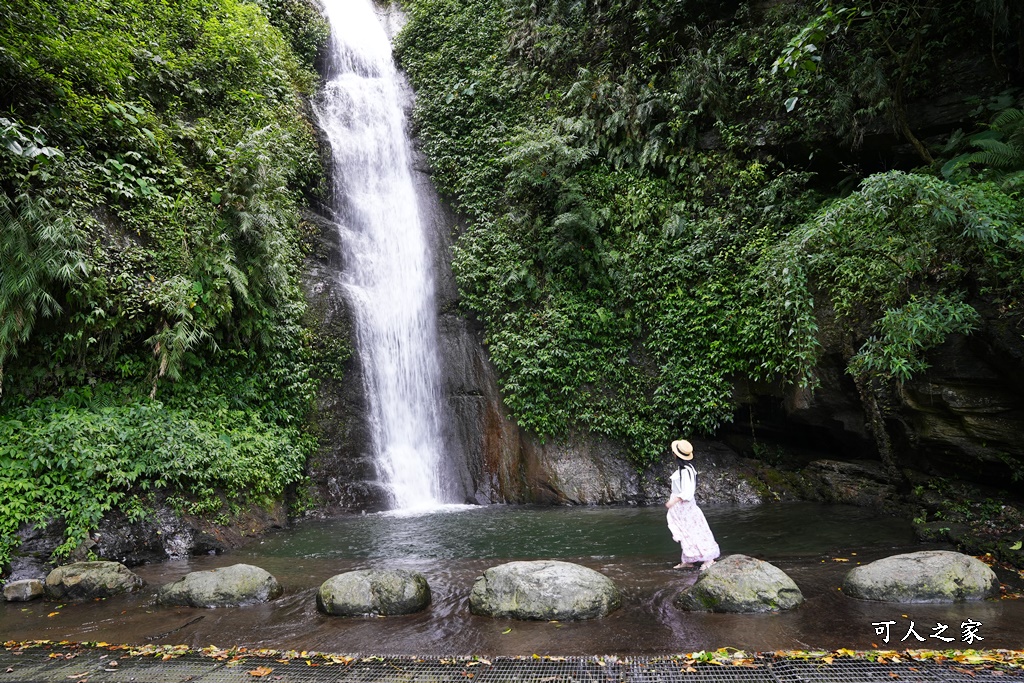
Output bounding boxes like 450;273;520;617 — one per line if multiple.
4;579;44;602
156;563;283;608
469;560;620;620
317;569;431;617
675;555;803;613
842;550;998;603
44;561;144;601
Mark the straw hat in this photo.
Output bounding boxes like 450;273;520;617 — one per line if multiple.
671;439;693;460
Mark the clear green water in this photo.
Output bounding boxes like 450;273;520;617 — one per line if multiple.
253;503;917;561
6;503;1020;655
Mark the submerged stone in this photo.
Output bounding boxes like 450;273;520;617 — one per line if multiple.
675;554;803;613
156;563;283;608
4;579;44;602
469;560;620;620
44;561;144;601
842;550;998;603
317;569;431;617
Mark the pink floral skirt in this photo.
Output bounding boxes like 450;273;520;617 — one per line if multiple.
667;500;721;563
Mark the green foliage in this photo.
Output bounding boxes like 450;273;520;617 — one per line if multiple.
0;391;310;563
849;296;981;382
944;107;1024;183
399;0;822;461
398;0;1024;470
0;194;88;392
770;171;1024;385
253;0;329;71
0;0;327;566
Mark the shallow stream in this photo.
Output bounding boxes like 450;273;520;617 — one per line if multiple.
3;503;1022;654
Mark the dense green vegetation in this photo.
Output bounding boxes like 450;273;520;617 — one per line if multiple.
0;0;329;565
395;0;1024;467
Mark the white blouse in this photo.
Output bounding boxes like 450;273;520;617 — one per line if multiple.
670;465;696;501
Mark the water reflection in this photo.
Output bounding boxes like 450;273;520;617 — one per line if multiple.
254;503;917;561
3;503;1021;655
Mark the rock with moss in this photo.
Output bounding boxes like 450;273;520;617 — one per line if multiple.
44;561;145;601
317;569;431;617
675;555;803;613
469;560;620;620
156;563;282;608
842;550;997;603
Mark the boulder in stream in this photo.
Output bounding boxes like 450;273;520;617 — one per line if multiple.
156;563;283;608
469;560;620;620
675;554;803;613
842;550;998;602
44;561;145;601
317;569;431;616
4;579;44;602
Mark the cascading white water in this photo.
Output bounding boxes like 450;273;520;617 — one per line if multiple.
316;0;450;510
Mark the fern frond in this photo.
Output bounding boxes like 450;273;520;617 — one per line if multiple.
992;107;1024;129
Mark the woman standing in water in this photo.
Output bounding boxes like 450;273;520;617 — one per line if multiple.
665;439;721;570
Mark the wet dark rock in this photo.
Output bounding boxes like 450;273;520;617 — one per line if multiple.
895;333;1024;481
802;459;900;508
842;550;998;603
469;560;620;620
675;554;804;613
4;500;286;585
316;569;431;616
156;563;283;608
44;561;144;602
3;579;44;602
300;208;382;512
5;555;50;583
643;439;766;506
522;435;641;504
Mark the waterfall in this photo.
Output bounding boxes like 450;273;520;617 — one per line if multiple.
316;0;451;510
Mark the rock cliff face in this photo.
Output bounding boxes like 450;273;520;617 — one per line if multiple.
301;208;385;512
755;314;1024;491
893;324;1024;482
300;6;1024;510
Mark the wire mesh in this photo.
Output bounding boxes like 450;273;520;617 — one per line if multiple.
768;659;1015;683
1;648;1022;683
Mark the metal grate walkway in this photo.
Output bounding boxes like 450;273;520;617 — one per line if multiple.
1;644;1021;683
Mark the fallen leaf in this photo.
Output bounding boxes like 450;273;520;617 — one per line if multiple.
47;612;60;618
888;673;899;679
501;628;512;634
248;666;273;677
